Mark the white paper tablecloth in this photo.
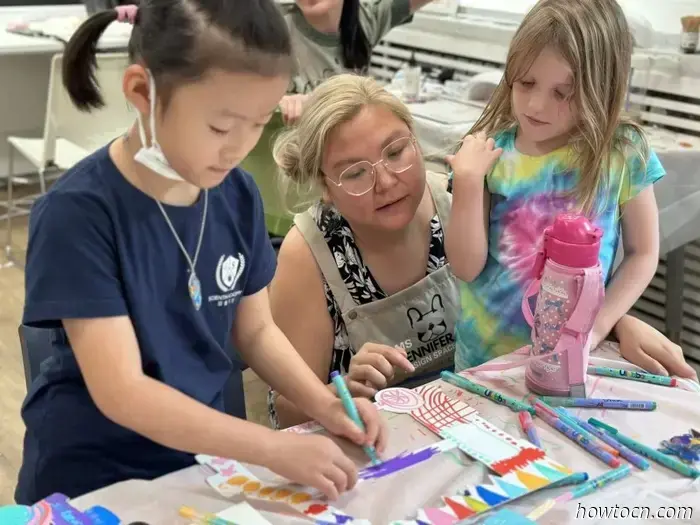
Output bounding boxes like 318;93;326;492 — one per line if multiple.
72;345;700;524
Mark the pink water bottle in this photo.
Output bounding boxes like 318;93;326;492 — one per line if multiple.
522;213;605;397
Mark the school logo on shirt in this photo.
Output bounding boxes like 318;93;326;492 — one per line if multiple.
208;253;245;307
403;293;455;368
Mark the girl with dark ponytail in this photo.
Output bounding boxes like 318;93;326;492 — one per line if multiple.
16;0;385;505
278;0;437;124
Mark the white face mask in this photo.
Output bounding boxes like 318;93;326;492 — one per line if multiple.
134;72;186;182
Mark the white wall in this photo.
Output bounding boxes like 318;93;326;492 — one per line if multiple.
458;0;700;47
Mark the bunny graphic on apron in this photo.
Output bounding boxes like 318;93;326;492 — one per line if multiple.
295;172;460;389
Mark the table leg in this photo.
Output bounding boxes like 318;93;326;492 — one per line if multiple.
1;146;15;268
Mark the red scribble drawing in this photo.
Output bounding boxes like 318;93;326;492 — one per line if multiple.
409;384;477;434
490;447;547;475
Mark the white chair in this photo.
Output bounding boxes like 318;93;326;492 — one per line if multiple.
2;51;133;267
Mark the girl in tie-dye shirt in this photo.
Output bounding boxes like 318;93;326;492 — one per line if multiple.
446;0;668;372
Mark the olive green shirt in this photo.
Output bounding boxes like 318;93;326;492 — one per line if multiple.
285;0;413;94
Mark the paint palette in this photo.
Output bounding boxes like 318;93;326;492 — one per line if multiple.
197;454;370;525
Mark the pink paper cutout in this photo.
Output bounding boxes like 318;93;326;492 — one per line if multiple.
423;506;458;524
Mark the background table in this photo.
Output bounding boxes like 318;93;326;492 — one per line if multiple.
72;344;700;524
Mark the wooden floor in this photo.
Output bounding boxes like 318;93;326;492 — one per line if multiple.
0;187;273;504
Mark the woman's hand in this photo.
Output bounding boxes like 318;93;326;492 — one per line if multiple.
446;131;502;190
346;343;415;397
279;94;309;125
615;315;698;380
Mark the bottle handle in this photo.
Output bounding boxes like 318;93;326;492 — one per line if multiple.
521;278;541;328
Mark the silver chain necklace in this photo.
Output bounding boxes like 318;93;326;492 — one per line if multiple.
155;190;208;310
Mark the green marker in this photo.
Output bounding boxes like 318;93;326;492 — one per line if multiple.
587;366;677;387
441;371;535;415
589;418;700;478
330;371;379;465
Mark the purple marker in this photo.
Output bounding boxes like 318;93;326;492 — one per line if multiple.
564;411;650;470
532;405;621;468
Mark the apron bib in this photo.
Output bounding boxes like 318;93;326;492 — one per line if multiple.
295;172;459;389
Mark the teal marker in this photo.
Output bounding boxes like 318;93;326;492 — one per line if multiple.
441;371;535;415
558;465;632;502
549;471;589;489
330;371;380;465
589;418;700;478
587;366;677;387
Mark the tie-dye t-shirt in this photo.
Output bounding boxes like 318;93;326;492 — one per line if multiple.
453;126;666;371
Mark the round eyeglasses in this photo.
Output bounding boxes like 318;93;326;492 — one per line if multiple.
326;135;418;196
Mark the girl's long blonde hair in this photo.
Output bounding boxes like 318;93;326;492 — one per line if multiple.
470;0;649;215
273;74;415;212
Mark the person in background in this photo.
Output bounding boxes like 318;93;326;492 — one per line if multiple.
279;0;437;123
15;0;384;505
445;0;699;382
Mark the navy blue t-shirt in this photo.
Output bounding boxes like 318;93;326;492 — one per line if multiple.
15;145;276;504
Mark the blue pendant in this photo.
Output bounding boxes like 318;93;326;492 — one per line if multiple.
188;272;202;310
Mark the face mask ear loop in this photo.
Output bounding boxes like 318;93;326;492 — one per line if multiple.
147;72;158;149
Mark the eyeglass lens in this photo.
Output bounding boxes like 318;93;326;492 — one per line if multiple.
338;136;416;196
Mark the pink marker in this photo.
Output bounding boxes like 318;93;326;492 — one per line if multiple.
518;410;543;449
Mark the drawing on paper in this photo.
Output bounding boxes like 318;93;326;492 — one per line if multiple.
197;383;574;525
393;384;575;524
282;419;325;434
375;387;425;413
409;384;479;434
358;440;457;481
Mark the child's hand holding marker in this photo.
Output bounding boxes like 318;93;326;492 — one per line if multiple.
262;383;386;501
262;432;359;501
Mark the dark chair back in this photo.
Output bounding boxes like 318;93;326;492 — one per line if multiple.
18;324;55;391
18;324;247;419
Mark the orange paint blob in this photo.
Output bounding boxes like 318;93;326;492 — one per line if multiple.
272;488;293;500
289;492;313;504
226;476;248;486
242;481;261;493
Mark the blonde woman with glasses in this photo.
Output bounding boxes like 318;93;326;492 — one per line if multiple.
268;74;456;428
267;74;695;429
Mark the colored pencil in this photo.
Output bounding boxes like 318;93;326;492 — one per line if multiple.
441;371;535;414
532;404;621;468
589;418;700;478
587;366;677;387
539;396;656;411
562;411;650;470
